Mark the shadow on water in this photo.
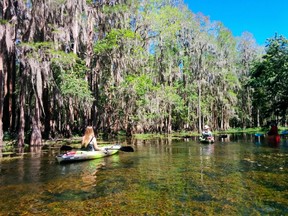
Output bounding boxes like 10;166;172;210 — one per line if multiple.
0;134;288;215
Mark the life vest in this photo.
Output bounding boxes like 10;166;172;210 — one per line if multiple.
268;125;278;135
81;136;96;151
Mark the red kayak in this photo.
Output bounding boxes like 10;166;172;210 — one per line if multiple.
267;134;280;145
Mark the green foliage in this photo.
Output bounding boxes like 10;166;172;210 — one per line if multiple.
94;29;137;54
0;19;8;25
103;4;129;13
120;74;155;112
125;74;155;96
20;41;53;50
3;143;14;152
119;73;185;128
51;51;94;103
18;42;93;105
60;71;92;101
19;42;53;61
86;0;93;5
52;0;66;4
250;34;288;119
217;24;237;53
147;5;184;39
51;51;79;66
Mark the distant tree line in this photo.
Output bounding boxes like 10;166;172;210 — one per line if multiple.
0;0;287;146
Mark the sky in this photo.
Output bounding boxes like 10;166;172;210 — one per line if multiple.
183;0;288;46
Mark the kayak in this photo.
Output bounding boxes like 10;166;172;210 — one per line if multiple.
199;136;214;144
55;145;121;163
267;134;280;145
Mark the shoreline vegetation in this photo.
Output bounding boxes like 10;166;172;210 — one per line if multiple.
1;127;287;155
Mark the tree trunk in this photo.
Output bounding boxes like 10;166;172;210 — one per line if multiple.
167;104;172;133
221;105;224;130
197;79;202;133
257;108;260;127
3;53;16;132
17;74;26;147
42;87;51;139
92;60;101;129
0;54;4;144
30;96;42;145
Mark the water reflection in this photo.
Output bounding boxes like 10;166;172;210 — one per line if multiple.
253;134;288;149
200;144;215;157
254;135;263;146
200;144;214;184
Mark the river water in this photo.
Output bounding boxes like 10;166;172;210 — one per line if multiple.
0;134;288;215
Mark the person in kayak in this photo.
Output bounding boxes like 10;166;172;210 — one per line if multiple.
202;125;213;140
267;121;278;135
81;126;101;151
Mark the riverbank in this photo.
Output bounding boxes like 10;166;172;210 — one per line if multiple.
1;126;287;154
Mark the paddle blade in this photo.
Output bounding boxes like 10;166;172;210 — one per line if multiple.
219;134;227;138
60;145;73;151
119;146;134;152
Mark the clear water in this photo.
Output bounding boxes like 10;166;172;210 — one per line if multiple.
0;134;288;215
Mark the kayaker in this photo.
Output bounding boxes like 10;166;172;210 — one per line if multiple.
81;126;101;151
267;121;278;136
202;125;213;140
